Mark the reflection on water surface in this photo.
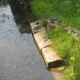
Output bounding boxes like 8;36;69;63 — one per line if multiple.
0;1;55;80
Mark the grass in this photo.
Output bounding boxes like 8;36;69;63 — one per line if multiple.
47;26;74;59
31;0;80;80
31;0;80;30
47;26;80;80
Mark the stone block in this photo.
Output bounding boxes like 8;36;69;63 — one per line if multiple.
30;20;65;70
30;20;42;34
42;47;62;69
45;18;57;31
33;28;52;51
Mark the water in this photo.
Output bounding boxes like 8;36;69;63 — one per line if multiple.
0;1;55;80
0;0;64;80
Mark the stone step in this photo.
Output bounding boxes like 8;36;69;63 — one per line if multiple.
30;20;65;70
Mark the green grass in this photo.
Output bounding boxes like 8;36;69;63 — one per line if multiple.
64;66;76;80
47;26;80;80
31;0;80;80
31;0;80;30
47;26;74;59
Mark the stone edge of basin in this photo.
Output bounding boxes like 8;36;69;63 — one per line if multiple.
30;20;64;70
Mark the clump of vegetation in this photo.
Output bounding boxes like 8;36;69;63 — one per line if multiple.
31;0;80;80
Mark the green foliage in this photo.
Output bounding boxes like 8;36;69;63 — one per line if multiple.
31;0;53;22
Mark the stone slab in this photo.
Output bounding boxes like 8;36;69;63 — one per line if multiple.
30;20;64;70
42;47;61;69
33;28;52;51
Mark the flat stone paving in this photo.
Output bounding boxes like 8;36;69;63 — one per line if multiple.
0;5;55;80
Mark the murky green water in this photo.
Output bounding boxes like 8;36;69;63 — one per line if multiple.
0;1;55;80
